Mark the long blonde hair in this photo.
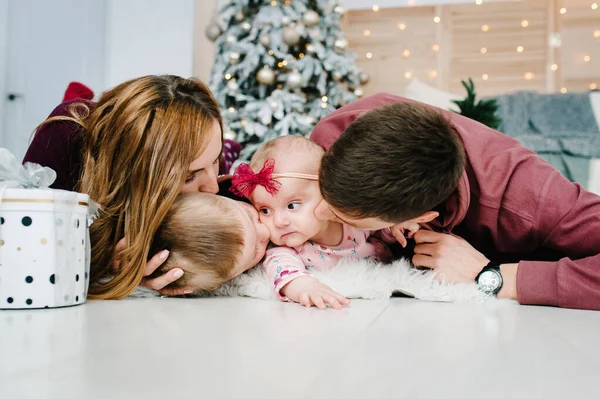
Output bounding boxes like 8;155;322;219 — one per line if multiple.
39;75;222;299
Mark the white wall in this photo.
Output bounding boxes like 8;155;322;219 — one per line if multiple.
0;0;105;159
0;0;8;143
104;0;195;88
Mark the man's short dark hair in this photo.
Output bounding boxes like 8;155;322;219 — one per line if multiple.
319;102;466;223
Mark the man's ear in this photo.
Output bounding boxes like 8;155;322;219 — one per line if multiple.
410;211;439;224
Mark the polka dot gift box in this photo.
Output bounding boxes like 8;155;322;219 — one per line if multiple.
0;148;97;309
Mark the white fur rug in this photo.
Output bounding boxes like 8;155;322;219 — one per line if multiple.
132;257;492;304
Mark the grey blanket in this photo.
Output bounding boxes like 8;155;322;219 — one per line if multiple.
490;91;599;185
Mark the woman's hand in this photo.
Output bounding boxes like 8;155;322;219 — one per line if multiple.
112;239;192;296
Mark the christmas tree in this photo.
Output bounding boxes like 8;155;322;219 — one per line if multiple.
206;0;368;160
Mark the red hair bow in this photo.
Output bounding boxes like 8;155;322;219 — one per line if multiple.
230;158;282;198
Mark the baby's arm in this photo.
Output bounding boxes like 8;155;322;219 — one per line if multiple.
375;222;421;248
262;247;349;309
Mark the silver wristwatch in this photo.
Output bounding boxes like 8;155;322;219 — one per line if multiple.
475;262;503;296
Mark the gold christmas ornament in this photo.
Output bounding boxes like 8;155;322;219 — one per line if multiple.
257;67;276;85
205;23;222;42
303;10;320;27
283;26;301;46
286;70;303;89
332;71;343;82
259;34;271;47
229;52;241;64
354;88;364;97
333;38;348;53
359;71;370;84
234;10;245;22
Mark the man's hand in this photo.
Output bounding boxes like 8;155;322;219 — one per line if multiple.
412;230;489;284
112;238;193;296
281;276;350;310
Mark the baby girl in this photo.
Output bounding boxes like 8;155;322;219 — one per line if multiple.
231;136;437;309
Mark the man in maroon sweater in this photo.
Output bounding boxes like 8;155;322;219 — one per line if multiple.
311;93;600;310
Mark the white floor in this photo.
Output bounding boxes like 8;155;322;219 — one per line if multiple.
1;297;600;399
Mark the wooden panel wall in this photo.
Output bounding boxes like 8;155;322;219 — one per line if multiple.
342;0;600;97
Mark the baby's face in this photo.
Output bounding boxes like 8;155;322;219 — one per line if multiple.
230;200;270;276
251;177;327;247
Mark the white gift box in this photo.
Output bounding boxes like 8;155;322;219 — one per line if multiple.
0;188;93;309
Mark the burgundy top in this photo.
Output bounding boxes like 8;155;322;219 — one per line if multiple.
311;93;600;310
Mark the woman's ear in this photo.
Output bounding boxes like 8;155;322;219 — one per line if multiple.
411;211;439;224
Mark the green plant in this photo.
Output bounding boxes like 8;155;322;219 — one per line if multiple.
452;78;501;129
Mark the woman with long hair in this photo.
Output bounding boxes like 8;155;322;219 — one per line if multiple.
24;75;242;299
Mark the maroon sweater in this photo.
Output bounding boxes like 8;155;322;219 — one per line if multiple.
311;93;600;310
23;100;241;194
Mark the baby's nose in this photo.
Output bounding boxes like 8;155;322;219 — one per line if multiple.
274;211;290;227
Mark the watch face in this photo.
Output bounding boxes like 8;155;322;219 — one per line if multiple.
478;270;501;292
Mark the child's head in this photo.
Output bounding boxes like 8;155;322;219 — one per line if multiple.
318;102;465;229
237;135;328;247
151;192;270;292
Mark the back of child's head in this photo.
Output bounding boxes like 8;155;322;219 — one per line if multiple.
319;101;466;224
150;192;245;292
250;135;324;175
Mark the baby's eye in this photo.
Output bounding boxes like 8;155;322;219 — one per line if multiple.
287;202;301;210
260;208;272;215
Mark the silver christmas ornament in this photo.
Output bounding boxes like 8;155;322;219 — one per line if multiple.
286;70;303;89
224;129;237;141
332;71;343;82
359;71;370;84
240;21;252;33
305;44;316;54
281;16;292;26
205;23;222;42
225;35;236;45
259;34;271;47
269;100;280;111
354;88;364;97
234;9;245;22
302;10;320;27
229;52;241;64
227;79;239;92
257;67;276;85
283;26;301;46
334;5;346;15
333;38;348;53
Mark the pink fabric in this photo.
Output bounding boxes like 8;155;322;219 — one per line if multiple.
310;93;600;310
262;224;395;300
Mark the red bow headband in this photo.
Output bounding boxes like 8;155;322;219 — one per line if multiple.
230;158;317;198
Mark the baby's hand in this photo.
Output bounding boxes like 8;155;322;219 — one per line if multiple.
390;221;421;248
281;276;350;310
